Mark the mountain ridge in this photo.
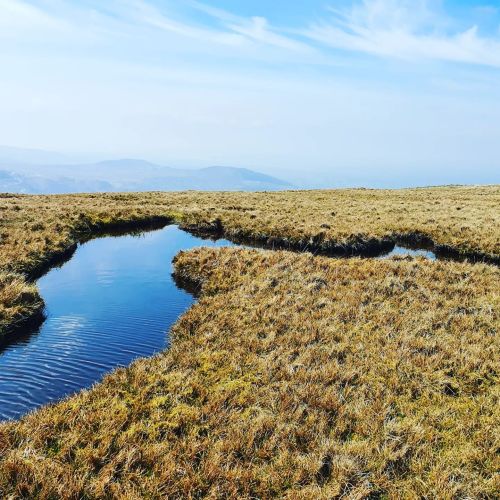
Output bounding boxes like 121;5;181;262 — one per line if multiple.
0;155;293;194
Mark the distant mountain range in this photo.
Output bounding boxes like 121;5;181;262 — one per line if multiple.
0;170;114;194
0;148;292;194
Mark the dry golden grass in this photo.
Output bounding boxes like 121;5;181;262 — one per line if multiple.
1;186;499;275
0;186;498;340
0;249;498;498
0;272;43;339
0;187;498;497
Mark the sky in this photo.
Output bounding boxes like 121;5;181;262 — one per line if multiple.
1;0;500;186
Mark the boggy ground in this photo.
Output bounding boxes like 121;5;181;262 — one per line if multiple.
0;186;499;340
0;248;498;498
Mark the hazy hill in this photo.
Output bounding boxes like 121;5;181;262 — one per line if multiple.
0;170;114;194
0;156;292;194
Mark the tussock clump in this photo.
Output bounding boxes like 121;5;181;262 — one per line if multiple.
0;272;44;337
0;187;498;339
0;248;498;498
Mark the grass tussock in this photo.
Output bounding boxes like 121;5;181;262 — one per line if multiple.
0;186;498;339
0;249;498;498
0;272;43;338
0;186;498;276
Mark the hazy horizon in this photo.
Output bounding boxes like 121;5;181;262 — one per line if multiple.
0;144;499;191
1;1;500;187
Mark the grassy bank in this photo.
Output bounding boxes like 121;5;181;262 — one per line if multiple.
1;186;499;276
0;187;498;497
0;248;498;498
0;186;498;341
0;272;44;341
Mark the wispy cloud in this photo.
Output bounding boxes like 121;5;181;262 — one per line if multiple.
118;0;244;46
187;1;314;54
303;0;500;67
0;0;68;36
4;0;500;67
121;0;319;60
0;0;321;66
1;0;500;179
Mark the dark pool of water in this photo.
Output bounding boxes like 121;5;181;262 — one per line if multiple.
0;226;238;421
0;225;440;421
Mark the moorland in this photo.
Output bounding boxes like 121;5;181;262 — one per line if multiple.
0;186;498;498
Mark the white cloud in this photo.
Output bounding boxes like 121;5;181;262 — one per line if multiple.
304;0;500;67
0;0;68;36
6;0;499;68
0;0;323;68
118;0;245;46
0;0;499;182
122;0;319;61
186;2;314;54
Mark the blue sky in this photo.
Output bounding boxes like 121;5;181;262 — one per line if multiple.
1;0;500;186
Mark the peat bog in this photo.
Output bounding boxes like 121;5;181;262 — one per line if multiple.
0;220;444;421
0;226;239;420
0;188;498;498
2;222;477;421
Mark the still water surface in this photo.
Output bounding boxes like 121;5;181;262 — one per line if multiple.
0;225;435;421
0;226;237;421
